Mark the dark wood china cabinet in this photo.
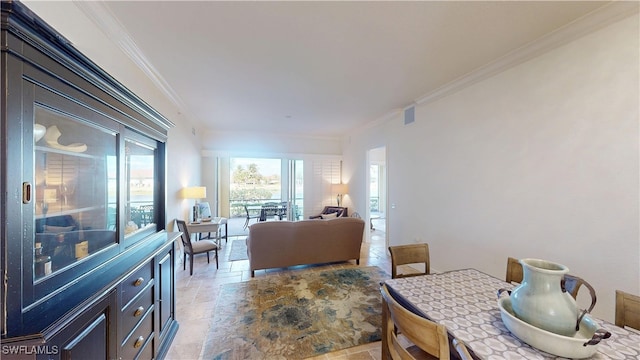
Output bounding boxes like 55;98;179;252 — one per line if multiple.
1;1;179;359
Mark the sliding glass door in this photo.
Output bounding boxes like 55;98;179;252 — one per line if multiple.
288;159;304;220
227;157;304;221
229;157;281;217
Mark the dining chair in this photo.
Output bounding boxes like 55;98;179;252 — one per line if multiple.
452;338;473;360
615;290;640;331
381;284;470;359
505;257;523;284
243;205;260;229
176;220;218;275
389;243;430;279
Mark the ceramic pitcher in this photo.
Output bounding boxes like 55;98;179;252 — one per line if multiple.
510;258;579;336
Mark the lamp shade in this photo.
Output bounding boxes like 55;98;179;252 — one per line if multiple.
182;186;206;199
43;188;58;203
332;183;348;195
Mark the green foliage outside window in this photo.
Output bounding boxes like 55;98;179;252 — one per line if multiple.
229;162;280;217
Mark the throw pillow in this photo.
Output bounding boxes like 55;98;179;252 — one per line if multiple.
321;212;338;219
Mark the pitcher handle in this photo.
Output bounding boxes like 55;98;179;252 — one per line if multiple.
563;275;597;331
581;278;597;314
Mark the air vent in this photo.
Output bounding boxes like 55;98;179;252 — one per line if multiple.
404;106;415;125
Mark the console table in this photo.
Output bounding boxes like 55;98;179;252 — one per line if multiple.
187;217;227;246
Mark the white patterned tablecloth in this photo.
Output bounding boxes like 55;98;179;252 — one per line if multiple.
385;269;640;360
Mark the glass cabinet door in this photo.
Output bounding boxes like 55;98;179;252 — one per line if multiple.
124;136;157;240
33;106;117;280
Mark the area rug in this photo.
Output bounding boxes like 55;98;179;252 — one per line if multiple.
202;266;388;360
228;239;249;261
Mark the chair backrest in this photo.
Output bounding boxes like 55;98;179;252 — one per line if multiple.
615;290;640;331
175;220;194;254
389;243;430;279
381;284;449;359
505;257;523;284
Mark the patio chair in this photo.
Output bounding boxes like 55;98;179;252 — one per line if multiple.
243;205;260;229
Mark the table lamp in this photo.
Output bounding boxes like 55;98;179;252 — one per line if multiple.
182;186;206;221
332;183;348;206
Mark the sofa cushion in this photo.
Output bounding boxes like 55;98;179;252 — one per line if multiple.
321;212;337;219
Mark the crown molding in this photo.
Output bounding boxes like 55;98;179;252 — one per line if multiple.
73;0;638;135
72;0;192;121
415;1;639;106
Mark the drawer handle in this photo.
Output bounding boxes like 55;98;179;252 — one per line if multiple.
133;306;144;317
133;277;144;287
134;336;144;349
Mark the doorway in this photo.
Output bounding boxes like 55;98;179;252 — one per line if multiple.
368;147;387;246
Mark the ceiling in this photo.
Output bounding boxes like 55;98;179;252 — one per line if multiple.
61;1;613;138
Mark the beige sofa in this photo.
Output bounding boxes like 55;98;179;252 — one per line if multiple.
246;217;365;277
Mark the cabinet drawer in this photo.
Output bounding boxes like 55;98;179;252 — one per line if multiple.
120;285;153;343
120;311;153;360
121;261;152;307
133;335;154;360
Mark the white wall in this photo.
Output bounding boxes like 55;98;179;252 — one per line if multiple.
345;13;639;322
202;130;342;155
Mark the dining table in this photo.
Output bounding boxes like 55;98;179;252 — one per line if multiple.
383;268;640;360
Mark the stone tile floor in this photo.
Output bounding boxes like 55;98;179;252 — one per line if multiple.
165;217;390;360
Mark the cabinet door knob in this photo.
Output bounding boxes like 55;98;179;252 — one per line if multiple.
133;277;144;286
133;336;144;349
133;306;144;317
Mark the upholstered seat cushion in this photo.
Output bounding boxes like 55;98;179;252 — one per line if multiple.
191;239;218;252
